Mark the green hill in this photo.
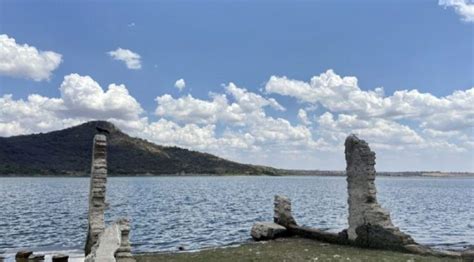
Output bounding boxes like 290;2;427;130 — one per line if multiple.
0;121;276;176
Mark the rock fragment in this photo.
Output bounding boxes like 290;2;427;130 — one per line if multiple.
251;222;287;241
274;195;297;227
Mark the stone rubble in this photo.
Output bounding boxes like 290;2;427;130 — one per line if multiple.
250;134;466;259
251;195;296;241
251;222;287;241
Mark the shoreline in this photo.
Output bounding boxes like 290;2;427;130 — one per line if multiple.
134;237;462;262
1;238;468;262
1;172;473;178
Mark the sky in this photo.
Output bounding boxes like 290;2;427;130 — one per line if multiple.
0;0;473;172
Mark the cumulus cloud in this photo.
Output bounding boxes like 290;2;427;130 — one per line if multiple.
174;78;186;91
439;0;474;22
152;82;324;161
155;83;285;125
0;34;62;81
264;69;474;169
0;74;144;135
1;70;472;171
317;112;425;149
265;69;474;133
108;48;142;69
297;109;310;125
155;94;243;124
60;74;143;120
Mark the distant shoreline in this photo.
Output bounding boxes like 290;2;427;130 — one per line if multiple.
1;171;473;178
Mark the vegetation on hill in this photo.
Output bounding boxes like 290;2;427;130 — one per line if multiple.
0;121;276;176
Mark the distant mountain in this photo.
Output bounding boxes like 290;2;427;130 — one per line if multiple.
0;121;277;176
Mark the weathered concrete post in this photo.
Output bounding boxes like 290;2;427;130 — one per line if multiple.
344;134;416;250
274;195;297;228
85;134;108;256
115;218;136;262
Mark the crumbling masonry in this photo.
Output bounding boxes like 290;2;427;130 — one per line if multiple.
85;134;108;255
85;134;135;262
345;134;416;250
251;134;464;259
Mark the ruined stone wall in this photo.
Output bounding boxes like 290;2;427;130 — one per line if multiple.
345;134;415;250
85;134;108;255
345;134;393;240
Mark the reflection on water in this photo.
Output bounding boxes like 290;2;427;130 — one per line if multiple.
0;176;472;258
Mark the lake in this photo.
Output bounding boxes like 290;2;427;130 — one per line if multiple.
0;176;473;259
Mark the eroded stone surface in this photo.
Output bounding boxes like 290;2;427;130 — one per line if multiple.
85;134;108;255
84;218;136;262
251;222;287;241
85;223;121;262
274;195;297;228
115;218;136;262
345;134;415;249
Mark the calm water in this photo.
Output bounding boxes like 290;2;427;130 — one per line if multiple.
0;176;473;258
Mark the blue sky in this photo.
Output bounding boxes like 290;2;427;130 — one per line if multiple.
1;0;473;171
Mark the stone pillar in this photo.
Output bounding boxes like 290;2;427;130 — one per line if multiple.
115;218;136;262
345;134;415;249
273;195;297;227
85;134;108;256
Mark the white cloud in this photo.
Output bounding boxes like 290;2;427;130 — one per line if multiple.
174;78;186;91
0;74;144;136
108;48;142;70
265;69;474;133
155;83;285;125
60;74;143;120
155;93;243;125
439;0;474;22
297;109;311;125
1;71;473;171
226;83;285;112
0;34;62;81
317;112;425;149
152;82;325;162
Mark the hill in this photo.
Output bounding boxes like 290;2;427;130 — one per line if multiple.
0;121;277;176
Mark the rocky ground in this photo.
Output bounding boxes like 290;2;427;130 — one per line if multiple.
134;237;461;262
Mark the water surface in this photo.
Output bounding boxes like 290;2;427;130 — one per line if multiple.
0;176;472;258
